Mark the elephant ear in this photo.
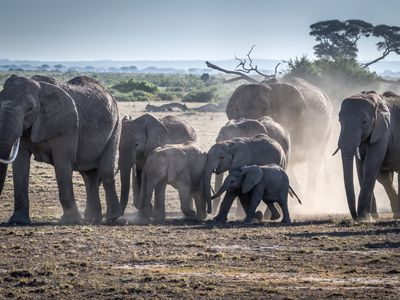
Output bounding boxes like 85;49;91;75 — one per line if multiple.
31;82;79;143
144;114;168;157
241;166;264;194
163;147;188;182
230;141;251;170
370;100;390;144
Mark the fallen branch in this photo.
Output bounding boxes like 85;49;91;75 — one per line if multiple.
205;61;259;83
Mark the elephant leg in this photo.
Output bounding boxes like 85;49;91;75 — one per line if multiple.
53;155;81;224
265;202;281;221
212;172;224;214
137;170;153;220
278;193;291;224
9;148;31;225
355;158;378;219
176;182;196;220
214;192;237;223
377;171;399;218
153;181;167;222
243;186;263;223
193;190;207;220
81;170;102;223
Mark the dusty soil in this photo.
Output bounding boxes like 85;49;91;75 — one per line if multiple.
0;102;399;299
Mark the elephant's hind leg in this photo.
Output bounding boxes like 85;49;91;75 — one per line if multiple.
377;171;399;218
98;125;122;222
81;170;102;223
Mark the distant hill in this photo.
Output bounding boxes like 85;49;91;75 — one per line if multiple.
0;58;399;75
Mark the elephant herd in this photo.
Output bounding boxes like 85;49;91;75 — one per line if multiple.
0;74;399;225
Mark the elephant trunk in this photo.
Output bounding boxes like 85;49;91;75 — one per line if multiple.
203;158;218;214
341;153;357;220
119;166;131;214
211;181;228;200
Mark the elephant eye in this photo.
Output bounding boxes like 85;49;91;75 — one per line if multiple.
362;120;368;125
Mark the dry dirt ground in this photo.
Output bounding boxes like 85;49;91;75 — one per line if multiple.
0;102;399;299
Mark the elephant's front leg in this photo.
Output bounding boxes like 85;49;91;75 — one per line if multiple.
214;191;237;223
356;158;379;219
153;181;167;222
176;182;196;220
358;162;381;221
243;185;263;223
132;167;141;209
53;156;81;224
9;148;31;225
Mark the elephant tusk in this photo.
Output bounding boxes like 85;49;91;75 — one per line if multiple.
0;138;20;164
356;147;361;160
332;147;340;156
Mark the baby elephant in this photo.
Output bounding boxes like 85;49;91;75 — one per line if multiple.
212;164;301;224
138;142;207;223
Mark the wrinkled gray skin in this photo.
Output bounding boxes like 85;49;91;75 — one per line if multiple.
0;75;121;224
203;134;286;213
118;114;196;213
212;164;300;224
138;142;207;223
213;116;290;213
226;78;332;196
338;91;400;221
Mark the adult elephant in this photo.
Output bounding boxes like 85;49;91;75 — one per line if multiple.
118;114;196;213
337;91;400;221
226;78;332;195
0;75;121;224
212;116;290;213
203;134;286;213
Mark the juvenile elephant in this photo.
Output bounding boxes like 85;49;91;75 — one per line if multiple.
119;114;196;213
203;134;286;213
138;142;207;222
226;78;332;197
0;75;121;224
336;91;400;221
213;116;290;213
211;165;301;224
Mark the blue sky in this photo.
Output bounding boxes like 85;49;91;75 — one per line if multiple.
0;0;399;61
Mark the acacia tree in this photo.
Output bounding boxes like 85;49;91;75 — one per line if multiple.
364;25;400;68
310;19;373;60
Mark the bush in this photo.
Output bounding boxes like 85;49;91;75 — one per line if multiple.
112;79;159;94
182;88;216;102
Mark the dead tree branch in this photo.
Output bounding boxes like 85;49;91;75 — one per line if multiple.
205;61;259;83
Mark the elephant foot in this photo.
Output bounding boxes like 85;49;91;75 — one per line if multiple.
182;209;196;220
255;210;263;222
357;213;374;223
281;218;292;225
371;212;380;220
270;211;281;221
8;211;31;225
153;210;166;224
132;211;151;225
213;215;227;223
84;210;103;224
392;213;400;220
61;208;82;225
105;203;122;223
195;211;207;221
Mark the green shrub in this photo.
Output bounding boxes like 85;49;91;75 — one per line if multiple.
112;79;159;94
182;88;217;103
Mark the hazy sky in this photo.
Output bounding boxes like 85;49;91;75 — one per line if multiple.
1;0;399;61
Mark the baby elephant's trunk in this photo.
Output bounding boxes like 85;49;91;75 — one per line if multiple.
289;186;302;204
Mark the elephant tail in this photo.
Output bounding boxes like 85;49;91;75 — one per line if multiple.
289;186;302;205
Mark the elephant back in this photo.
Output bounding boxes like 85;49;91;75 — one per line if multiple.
226;84;272;120
161;115;197;144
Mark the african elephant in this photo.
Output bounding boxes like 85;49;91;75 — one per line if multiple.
212;164;301;224
212;116;290;213
119;114;197;213
203;134;286;213
138;142;207;222
0;75;121;224
337;91;400;221
226;78;332;196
